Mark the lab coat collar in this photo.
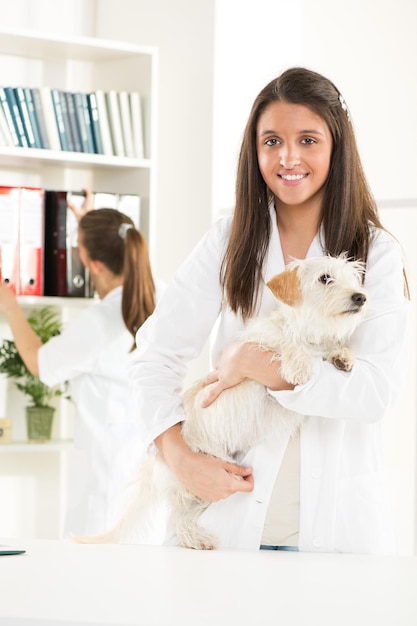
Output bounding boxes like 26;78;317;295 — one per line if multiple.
262;204;325;285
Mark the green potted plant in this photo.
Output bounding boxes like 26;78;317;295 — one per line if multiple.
0;306;67;443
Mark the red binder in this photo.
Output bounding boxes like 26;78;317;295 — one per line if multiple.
19;187;44;296
0;186;20;294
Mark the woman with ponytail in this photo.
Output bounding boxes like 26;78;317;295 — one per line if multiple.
0;190;163;536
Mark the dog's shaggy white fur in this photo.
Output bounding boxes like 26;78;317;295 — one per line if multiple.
73;255;368;550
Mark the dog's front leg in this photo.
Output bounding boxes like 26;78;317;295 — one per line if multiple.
326;345;355;372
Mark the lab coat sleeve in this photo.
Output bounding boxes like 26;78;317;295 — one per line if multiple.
129;218;229;446
38;298;122;386
271;231;410;422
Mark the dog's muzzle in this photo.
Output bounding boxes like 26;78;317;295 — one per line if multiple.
348;292;367;313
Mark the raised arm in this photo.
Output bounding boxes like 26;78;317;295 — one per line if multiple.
0;283;41;375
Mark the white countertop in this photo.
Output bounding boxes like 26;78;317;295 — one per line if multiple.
0;538;416;626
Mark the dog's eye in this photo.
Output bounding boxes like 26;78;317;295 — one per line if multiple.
319;274;333;285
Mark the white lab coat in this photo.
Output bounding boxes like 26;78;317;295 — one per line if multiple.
130;209;409;554
38;286;147;536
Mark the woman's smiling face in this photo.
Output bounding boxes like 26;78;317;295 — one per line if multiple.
256;101;333;209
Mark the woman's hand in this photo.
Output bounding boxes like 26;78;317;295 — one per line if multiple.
67;188;94;222
201;340;295;407
0;282;41;375
155;423;254;502
0;282;19;315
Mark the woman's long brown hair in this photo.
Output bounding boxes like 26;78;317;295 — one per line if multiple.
220;67;405;319
78;208;156;350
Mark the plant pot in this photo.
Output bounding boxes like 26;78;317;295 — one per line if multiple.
26;406;55;443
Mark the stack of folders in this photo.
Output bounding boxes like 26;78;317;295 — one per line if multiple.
0;186;141;298
0;86;145;159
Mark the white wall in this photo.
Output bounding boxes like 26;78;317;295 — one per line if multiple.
95;0;215;284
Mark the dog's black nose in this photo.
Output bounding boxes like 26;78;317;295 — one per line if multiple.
351;292;367;306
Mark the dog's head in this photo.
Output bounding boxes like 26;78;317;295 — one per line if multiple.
266;254;368;341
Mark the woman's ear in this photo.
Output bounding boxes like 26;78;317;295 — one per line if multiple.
87;259;105;276
266;269;301;306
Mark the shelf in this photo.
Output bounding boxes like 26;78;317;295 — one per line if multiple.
15;296;97;308
0;147;151;170
0;439;73;453
0;28;157;62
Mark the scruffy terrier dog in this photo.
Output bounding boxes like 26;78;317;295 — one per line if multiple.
73;254;368;550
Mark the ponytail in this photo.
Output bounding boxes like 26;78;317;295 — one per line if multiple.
78;208;156;351
122;228;156;350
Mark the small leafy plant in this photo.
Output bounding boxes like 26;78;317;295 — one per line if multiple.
0;307;67;408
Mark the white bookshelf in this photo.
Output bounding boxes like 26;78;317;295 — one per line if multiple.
0;27;158;246
0;28;158;539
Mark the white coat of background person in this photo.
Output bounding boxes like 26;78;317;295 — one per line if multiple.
128;68;410;554
0;191;161;536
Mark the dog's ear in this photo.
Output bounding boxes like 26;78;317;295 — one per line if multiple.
266;269;302;306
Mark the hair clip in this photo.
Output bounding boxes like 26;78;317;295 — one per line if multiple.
339;94;351;121
118;223;134;239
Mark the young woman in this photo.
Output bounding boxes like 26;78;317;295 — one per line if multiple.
0;193;161;536
129;67;409;554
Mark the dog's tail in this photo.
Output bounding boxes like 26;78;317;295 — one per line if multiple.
71;456;161;545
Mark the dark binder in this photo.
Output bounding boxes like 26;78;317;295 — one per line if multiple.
50;89;70;151
2;87;29;148
87;92;104;154
43;190;92;297
73;92;95;153
13;87;38;148
0;88;20;147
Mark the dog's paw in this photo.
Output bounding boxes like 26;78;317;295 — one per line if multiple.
179;529;218;550
328;347;355;372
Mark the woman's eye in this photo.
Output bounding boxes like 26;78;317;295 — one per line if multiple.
319;274;332;284
301;137;316;145
265;138;280;146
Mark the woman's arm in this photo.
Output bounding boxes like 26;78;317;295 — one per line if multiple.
155;423;254;501
201;340;294;407
0;284;41;375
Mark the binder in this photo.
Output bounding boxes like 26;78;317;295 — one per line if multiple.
87;92;104;154
106;90;125;157
22;87;44;149
0;103;15;146
19;187;44;296
13;87;38;148
93;192;118;209
0;88;20;147
43;190;92;297
43;190;67;296
94;90;114;156
0;186;20;294
118;194;141;228
36;87;61;151
118;91;135;158
73;92;95;154
65;191;92;297
2;87;29;148
30;87;51;149
51;89;70;151
130;92;145;159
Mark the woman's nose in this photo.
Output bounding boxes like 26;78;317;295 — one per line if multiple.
279;148;301;168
